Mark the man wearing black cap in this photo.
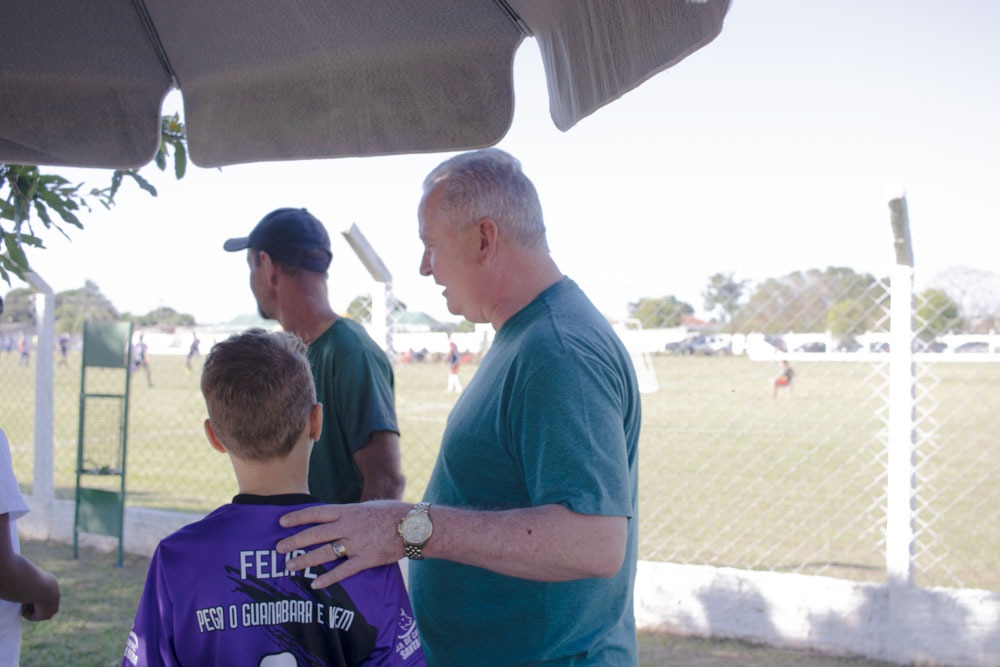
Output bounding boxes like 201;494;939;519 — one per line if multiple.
224;208;404;504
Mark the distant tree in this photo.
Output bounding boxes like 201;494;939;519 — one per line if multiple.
703;272;748;330
736;267;888;334
347;293;406;325
915;288;961;339
0;114;187;285
932;266;1000;334
826;299;867;347
627;295;694;329
1;288;36;325
54;281;120;333
133;306;196;328
347;294;372;323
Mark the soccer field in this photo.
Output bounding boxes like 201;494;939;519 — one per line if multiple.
2;350;997;590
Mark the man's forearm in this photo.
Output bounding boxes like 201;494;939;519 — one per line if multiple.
0;553;59;611
424;504;627;581
354;431;405;500
277;501;627;589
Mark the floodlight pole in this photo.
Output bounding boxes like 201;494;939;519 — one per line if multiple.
885;196;917;648
341;223;395;360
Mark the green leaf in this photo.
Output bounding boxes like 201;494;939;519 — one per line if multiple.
174;143;187;180
126;171;158;197
38;173;71;188
109;171;123;198
3;231;31;269
35;188;83;227
23;172;40;200
33;201;52;225
5;229;44;249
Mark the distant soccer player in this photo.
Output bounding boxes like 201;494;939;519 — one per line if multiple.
444;336;462;394
185;332;201;372
131;335;153;387
772;360;794;399
122;329;423;666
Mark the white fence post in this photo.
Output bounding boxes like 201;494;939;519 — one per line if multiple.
25;272;55;502
885;197;917;655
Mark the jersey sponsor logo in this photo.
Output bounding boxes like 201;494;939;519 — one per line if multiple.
395;607;422;660
122;630;139;665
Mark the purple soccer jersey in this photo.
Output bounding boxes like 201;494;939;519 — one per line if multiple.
122;495;424;667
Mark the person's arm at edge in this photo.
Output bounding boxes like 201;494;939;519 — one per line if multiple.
277;501;626;589
0;513;60;621
353;430;405;501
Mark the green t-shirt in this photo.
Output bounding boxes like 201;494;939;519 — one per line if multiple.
307;318;398;504
410;278;641;666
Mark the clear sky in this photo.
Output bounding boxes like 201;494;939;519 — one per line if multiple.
13;0;1000;326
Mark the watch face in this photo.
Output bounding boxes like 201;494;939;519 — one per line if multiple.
401;512;432;544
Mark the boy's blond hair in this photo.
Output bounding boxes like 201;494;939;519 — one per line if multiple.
201;328;315;461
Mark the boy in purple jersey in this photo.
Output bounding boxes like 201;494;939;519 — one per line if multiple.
122;329;423;667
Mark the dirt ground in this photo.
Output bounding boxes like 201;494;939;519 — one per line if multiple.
638;630;898;667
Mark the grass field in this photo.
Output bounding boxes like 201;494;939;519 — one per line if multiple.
2;349;998;591
19;539;897;667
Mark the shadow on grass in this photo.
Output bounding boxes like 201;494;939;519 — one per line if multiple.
20;539;897;667
20;539;149;667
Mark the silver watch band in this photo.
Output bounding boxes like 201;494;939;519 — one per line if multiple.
402;502;431;560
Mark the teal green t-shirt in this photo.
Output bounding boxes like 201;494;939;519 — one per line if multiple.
410;278;641;665
307;318;398;504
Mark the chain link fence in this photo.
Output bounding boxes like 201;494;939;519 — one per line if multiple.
0;319;459;516
2;237;998;600
633;270;999;594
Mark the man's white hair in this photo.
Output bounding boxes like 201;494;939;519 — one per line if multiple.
422;148;548;250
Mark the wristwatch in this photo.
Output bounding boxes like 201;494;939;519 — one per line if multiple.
397;502;433;560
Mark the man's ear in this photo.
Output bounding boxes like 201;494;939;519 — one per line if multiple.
309;403;323;442
258;250;280;285
478;218;499;261
204;419;227;454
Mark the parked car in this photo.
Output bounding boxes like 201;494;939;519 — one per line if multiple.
691;335;731;356
664;335;731;356
794;342;826;353
954;341;989;353
914;340;947;353
664;339;694;355
764;335;787;352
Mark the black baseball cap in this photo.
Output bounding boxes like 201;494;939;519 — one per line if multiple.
224;208;332;273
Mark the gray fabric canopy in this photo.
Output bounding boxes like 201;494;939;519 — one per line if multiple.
0;0;730;169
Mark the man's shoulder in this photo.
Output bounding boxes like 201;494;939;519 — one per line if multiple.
315;317;377;348
527;289;619;353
